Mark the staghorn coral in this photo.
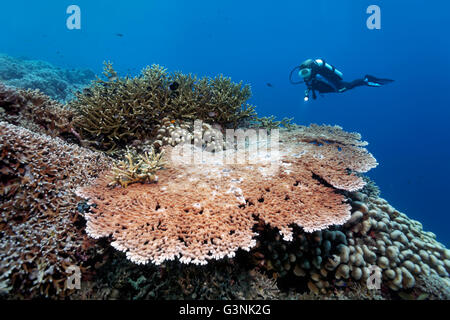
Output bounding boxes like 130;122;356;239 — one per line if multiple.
76;124;377;266
0;121;111;298
248;115;298;131
108;149;165;188
69;62;256;153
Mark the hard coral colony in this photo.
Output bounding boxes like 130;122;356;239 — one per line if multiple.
0;61;449;300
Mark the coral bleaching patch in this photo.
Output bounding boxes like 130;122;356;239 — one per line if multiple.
77;125;378;266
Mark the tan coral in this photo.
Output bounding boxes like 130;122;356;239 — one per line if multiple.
77;124;377;265
108;149;165;188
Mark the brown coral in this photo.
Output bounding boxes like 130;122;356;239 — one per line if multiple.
0;82;76;140
0;121;111;297
69;62;256;153
77;124;377;266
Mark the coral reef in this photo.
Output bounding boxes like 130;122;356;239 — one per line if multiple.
76;124;377;266
0;53;95;102
109;149;165;188
248;115;298;131
111;117;234;160
71;253;283;300
69;62;256;153
250;187;450;299
0;82;77;140
1;58;449;300
150;117;234;152
0;121;111;298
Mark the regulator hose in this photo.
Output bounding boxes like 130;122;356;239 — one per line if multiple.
289;66;304;85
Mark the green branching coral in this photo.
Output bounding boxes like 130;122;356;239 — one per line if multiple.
108;148;165;188
248;115;298;131
70;62;256;153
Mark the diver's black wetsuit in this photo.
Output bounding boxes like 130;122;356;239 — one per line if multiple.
299;59;393;100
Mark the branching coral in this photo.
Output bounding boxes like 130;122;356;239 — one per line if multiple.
77;124;378;266
249;115;298;131
0;121;111;298
108;149;165;188
69;62;256;153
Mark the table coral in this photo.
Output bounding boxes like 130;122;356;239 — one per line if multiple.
77;124;378;266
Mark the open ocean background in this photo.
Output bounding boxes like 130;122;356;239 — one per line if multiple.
1;0;449;245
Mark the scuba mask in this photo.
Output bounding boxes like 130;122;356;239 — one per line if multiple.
299;68;312;80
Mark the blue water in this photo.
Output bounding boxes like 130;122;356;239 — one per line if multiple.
1;0;449;245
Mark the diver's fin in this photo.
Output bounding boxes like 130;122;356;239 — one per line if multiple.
364;75;394;87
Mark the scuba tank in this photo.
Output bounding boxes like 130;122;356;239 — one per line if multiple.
314;59;344;81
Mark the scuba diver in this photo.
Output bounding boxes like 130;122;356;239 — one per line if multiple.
290;59;394;101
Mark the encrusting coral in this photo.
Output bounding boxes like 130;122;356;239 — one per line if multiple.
76;124;378;266
69;62;256;153
0;121;111;298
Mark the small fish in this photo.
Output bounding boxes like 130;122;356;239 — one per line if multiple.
335;280;347;288
169;81;179;91
116;33;124;37
83;88;93;97
266;82;273;88
208;112;217;118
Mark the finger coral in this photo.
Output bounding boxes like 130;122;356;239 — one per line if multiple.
77;124;378;266
69;62;256;153
0;121;111;297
